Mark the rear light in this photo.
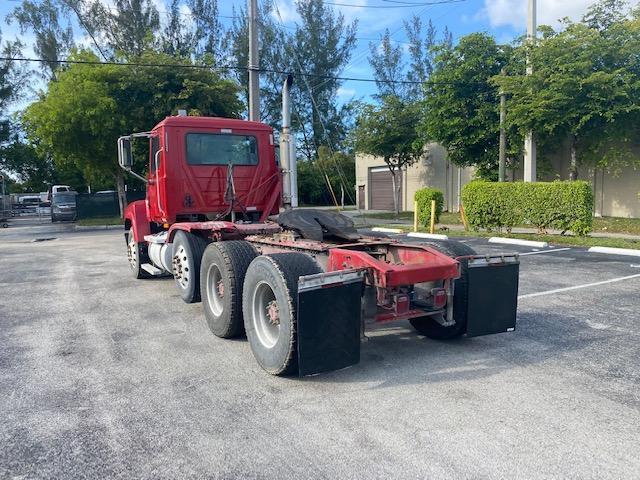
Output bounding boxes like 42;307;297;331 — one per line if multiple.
431;288;447;309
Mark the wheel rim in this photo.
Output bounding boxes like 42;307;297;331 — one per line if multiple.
173;244;190;289
206;263;224;316
127;233;137;270
252;281;280;349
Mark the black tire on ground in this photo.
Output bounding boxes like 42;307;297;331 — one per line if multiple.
200;241;258;338
172;230;208;303
410;239;477;340
126;227;150;279
242;253;322;376
51;215;57;223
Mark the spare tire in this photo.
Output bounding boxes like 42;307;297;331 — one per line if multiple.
410;240;476;339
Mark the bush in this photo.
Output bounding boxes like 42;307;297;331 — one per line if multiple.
461;180;593;236
415;188;444;225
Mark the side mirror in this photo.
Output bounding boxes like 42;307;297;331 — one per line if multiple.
118;136;133;169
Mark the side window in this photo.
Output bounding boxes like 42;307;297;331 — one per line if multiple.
150;136;161;175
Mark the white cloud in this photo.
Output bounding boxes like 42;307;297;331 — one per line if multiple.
483;0;597;29
337;86;356;98
271;0;300;23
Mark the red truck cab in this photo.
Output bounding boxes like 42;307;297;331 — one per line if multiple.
140;116;281;225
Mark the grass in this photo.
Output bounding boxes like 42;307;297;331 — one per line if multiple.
593;216;640;235
77;216;123;226
379;223;640;250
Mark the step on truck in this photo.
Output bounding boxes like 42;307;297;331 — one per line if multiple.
119;78;520;376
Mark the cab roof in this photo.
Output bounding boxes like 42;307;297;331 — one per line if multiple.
155;116;273;132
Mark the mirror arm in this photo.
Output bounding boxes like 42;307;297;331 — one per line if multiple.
124;168;148;184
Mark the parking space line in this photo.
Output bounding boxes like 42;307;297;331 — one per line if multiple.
519;248;572;256
519;273;640;299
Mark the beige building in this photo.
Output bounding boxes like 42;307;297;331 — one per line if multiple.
355;144;474;213
356;143;640;218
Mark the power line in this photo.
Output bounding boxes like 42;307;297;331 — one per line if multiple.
324;0;464;7
0;56;480;86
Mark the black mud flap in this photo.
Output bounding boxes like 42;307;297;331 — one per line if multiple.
297;270;364;376
465;256;519;337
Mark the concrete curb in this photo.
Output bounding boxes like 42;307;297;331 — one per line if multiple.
371;227;403;234
488;237;549;248
407;232;449;240
588;246;640;257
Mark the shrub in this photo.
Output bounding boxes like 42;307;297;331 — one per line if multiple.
461;180;593;236
415;187;444;225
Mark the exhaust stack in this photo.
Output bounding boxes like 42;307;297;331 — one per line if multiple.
280;75;298;209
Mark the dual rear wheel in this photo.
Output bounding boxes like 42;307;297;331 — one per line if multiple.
200;244;320;375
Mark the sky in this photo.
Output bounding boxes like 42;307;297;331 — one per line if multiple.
0;0;624;111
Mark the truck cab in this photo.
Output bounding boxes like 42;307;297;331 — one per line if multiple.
121;115;282;226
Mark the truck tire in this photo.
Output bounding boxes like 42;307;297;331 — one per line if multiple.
172;230;208;303
200;241;257;338
410;240;477;340
243;253;322;376
126;227;149;279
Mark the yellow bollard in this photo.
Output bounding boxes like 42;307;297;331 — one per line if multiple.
413;200;418;232
430;199;436;234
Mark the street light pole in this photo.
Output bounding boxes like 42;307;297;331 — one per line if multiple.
524;0;537;182
248;0;260;122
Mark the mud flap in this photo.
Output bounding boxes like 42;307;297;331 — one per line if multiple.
297;270;364;376
465;256;519;337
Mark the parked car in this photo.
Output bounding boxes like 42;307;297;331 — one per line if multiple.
51;192;77;222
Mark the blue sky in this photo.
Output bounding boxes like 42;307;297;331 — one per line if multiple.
0;0;613;111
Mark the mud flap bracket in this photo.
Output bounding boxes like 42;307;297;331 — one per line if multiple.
297;269;364;376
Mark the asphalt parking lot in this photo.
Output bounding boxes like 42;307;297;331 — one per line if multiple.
1;225;639;479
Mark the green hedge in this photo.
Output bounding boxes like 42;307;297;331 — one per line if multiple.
461;180;593;236
415;187;444;225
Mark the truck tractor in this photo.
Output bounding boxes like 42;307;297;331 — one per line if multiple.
119;78;519;376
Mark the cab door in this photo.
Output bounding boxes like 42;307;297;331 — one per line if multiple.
147;133;165;221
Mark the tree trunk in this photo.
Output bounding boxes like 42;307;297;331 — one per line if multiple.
569;136;578;181
116;170;127;218
388;166;401;215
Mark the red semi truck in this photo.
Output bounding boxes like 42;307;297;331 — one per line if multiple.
119;81;519;376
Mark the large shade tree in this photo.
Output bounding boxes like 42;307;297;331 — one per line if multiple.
23;50;242;213
495;0;640;180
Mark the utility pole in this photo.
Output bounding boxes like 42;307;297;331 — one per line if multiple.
523;0;537;182
248;0;260;122
499;68;506;182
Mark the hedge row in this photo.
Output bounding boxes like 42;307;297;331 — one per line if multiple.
415;187;444;225
461;181;594;236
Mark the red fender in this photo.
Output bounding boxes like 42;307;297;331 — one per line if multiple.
124;200;151;242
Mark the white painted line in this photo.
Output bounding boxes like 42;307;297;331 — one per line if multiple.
371;227;403;234
518;273;640;299
588;246;640;257
489;237;549;248
519;248;572;256
407;232;449;240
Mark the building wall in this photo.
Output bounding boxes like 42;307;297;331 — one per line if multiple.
355;143;475;212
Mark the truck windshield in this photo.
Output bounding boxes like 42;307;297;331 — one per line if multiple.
186;133;258;166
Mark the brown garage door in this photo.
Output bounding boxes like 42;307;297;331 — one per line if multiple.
369;168;401;210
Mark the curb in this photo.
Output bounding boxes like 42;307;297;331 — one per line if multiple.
488;237;549;248
407;232;449;240
588;246;640;257
371;227;404;234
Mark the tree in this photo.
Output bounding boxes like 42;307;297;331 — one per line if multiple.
287;0;358;160
419;33;515;179
227;0;288;128
354;95;422;214
368;29;406;99
70;0;160;57
7;0;74;79
496;1;640;180
23;50;242;214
